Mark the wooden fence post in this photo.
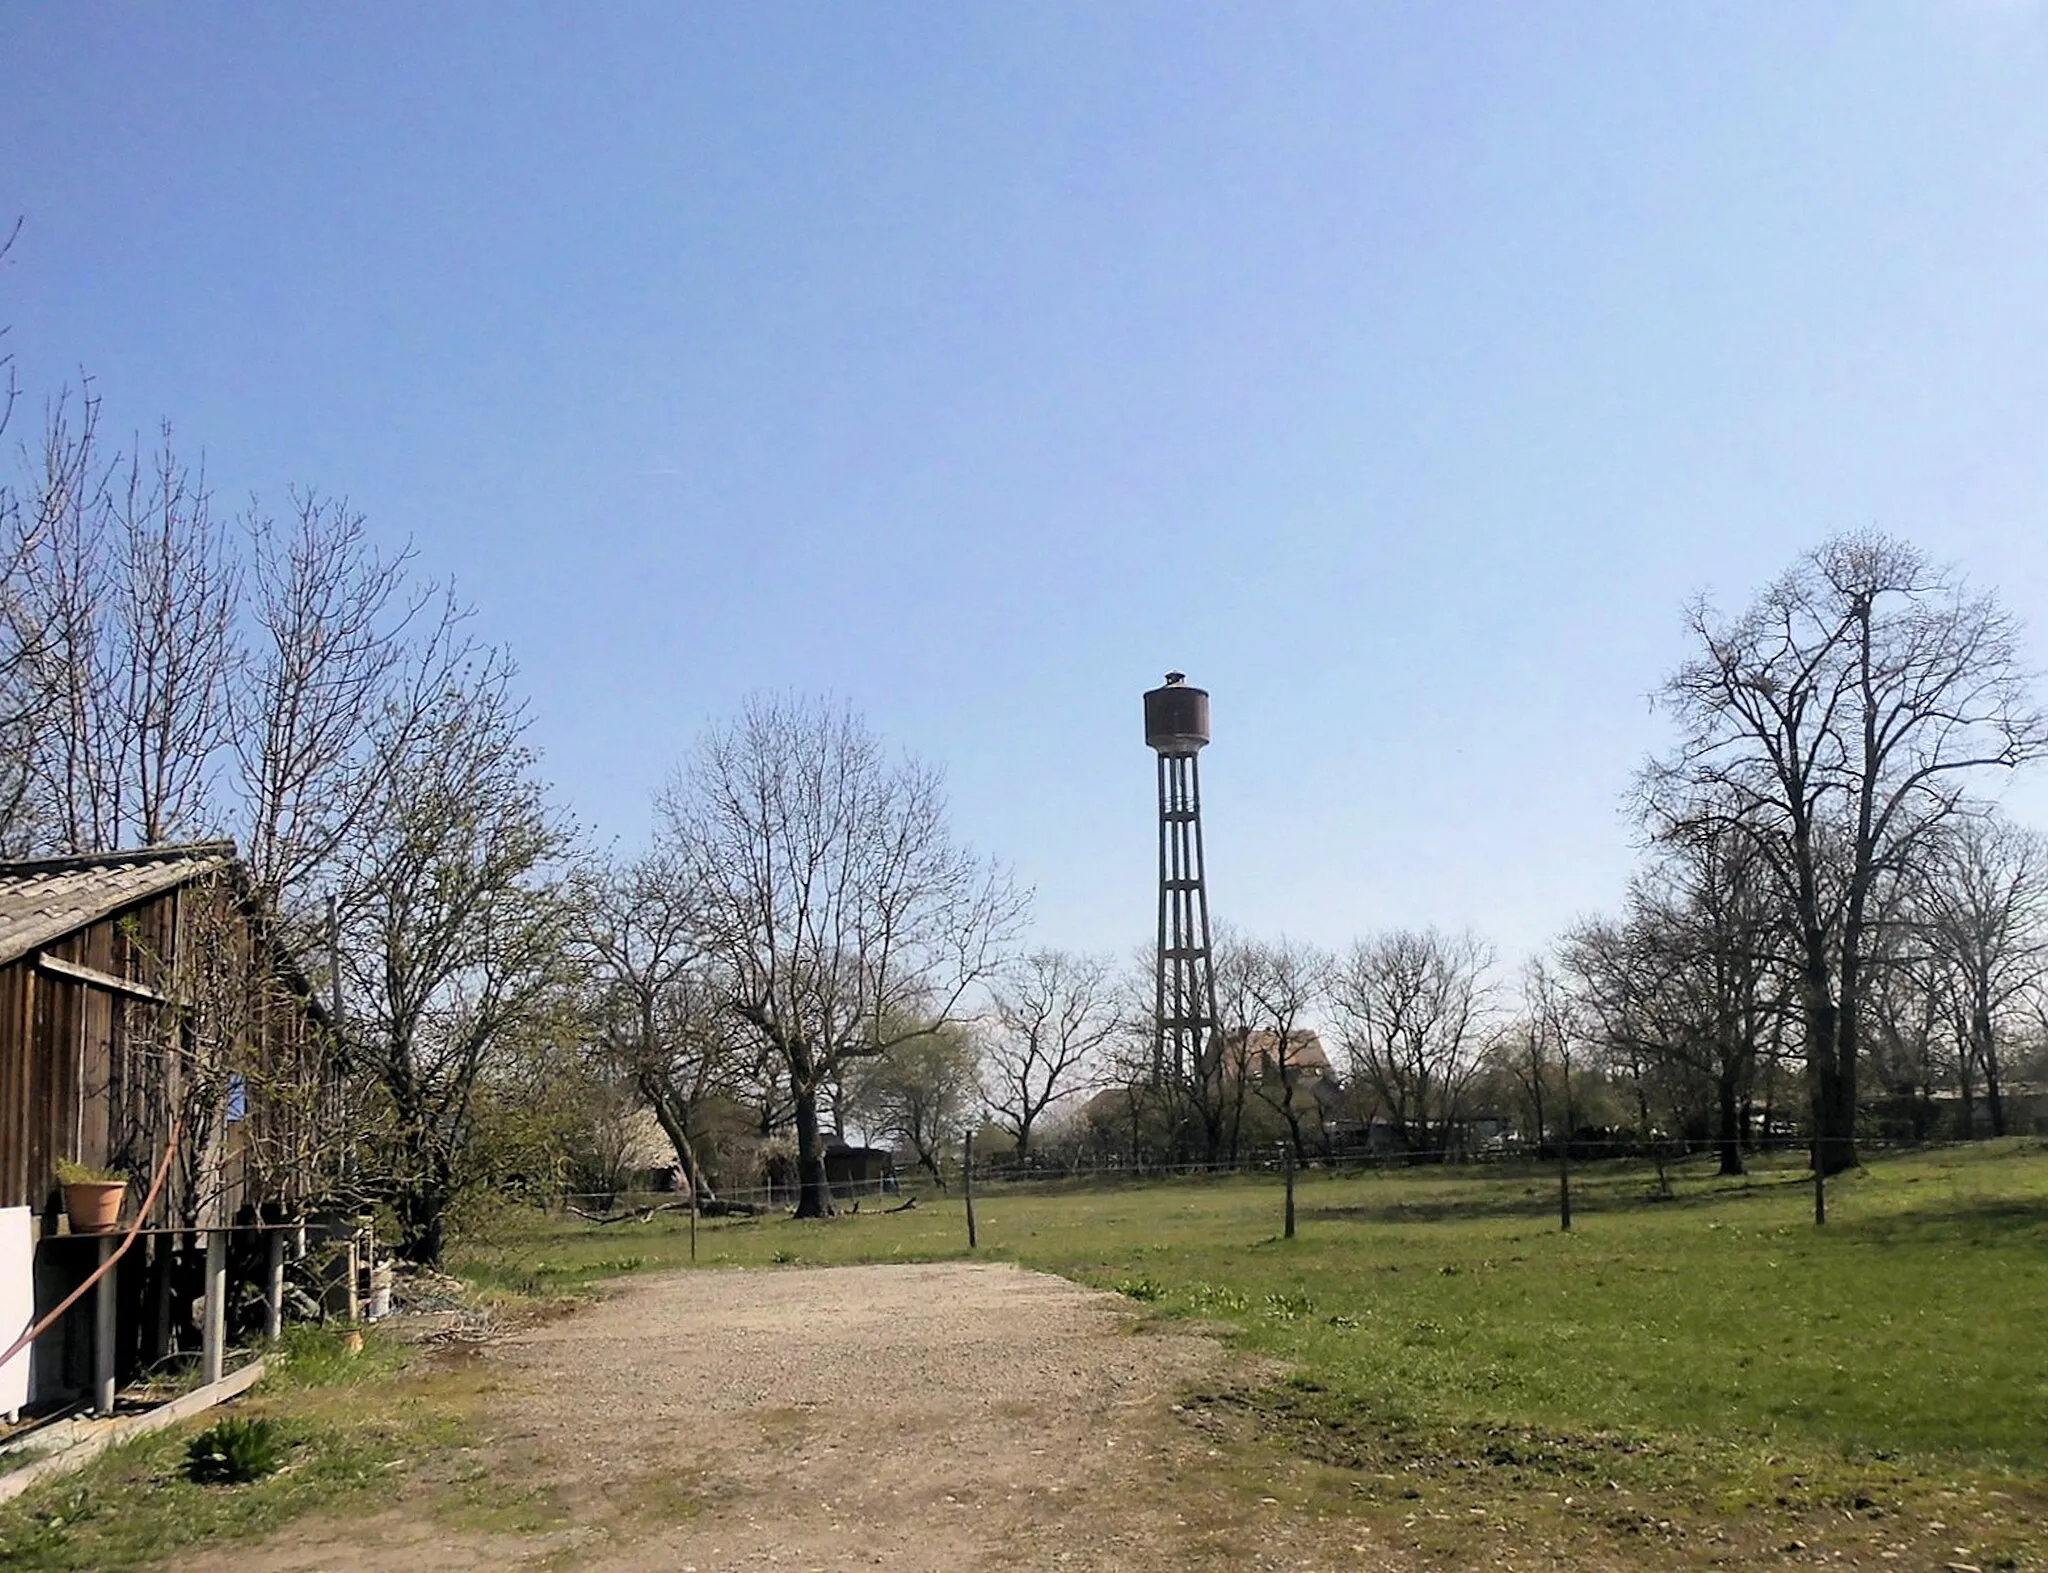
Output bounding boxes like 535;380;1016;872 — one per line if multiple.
963;1131;977;1250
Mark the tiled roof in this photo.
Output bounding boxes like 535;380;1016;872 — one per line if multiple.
0;843;238;968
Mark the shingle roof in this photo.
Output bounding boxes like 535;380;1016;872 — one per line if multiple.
0;843;238;968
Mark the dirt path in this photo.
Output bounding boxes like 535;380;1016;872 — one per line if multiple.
203;1262;1385;1573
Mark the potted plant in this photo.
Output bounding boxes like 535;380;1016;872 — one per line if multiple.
55;1158;128;1234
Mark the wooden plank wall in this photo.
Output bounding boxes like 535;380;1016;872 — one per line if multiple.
0;875;326;1219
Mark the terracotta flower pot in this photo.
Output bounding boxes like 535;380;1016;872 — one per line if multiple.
64;1180;127;1235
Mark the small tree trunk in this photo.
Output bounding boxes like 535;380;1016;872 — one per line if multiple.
1558;1057;1573;1233
1715;1067;1744;1177
1282;1146;1296;1240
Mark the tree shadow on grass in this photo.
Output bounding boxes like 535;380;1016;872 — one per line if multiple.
1831;1197;2048;1250
1302;1191;1584;1226
1300;1168;1817;1227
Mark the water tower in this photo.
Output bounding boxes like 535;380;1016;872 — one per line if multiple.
1144;672;1220;1084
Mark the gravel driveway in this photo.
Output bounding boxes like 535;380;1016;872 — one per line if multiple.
203;1262;1368;1573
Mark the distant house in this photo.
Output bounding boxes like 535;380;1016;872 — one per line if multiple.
0;844;338;1408
1210;1027;1336;1085
823;1140;896;1199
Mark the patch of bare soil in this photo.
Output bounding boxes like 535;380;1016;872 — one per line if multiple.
185;1262;1398;1573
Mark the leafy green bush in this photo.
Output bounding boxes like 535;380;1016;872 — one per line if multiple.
1114;1275;1164;1301
183;1417;283;1485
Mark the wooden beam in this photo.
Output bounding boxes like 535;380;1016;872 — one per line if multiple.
33;953;168;1005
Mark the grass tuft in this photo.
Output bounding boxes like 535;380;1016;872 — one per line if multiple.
183;1416;284;1485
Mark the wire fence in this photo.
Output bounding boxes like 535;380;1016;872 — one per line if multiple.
547;1130;2029;1217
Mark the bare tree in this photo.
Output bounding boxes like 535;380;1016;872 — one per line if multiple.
10;388;119;849
1914;812;2048;1137
1641;532;2047;1173
1861;905;1951;1141
1331;928;1493;1158
1526;956;1585;1225
1216;935;1333;1164
8;409;240;850
581;849;746;1199
340;648;580;1262
0;219;41;849
663;695;1025;1218
110;432;240;844
984;949;1117;1162
235;491;447;916
1623;828;1793;1174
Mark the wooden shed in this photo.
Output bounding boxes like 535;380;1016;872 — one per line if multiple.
0;844;340;1411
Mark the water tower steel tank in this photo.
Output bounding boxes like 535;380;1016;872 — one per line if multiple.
1143;673;1210;756
1143;673;1220;1090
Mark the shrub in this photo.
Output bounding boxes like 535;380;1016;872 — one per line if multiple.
183;1416;284;1484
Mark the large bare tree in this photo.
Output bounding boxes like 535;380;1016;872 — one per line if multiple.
581;848;748;1198
235;490;451;916
1640;532;2046;1173
1331;927;1493;1158
1913;812;2048;1137
340;648;580;1262
6;405;240;851
664;695;1025;1217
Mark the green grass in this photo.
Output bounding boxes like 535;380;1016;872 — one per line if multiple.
0;1327;478;1573
458;1141;2048;1532
14;1144;2035;1570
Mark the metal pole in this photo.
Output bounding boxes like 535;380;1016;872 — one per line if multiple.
265;1231;287;1340
94;1236;118;1416
1154;753;1169;1085
202;1229;227;1386
1189;752;1221;1058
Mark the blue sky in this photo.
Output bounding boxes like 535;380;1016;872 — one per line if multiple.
5;3;2048;966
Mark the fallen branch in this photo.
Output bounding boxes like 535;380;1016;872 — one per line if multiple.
565;1198;773;1225
566;1201;694;1226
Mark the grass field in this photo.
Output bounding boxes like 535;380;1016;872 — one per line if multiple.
460;1139;2048;1565
4;1141;2040;1570
0;1326;493;1573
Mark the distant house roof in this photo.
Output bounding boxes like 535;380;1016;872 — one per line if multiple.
1218;1028;1333;1080
0;843;239;968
